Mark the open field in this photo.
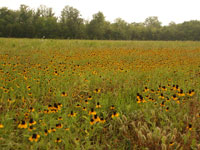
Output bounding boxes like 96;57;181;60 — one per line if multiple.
0;38;200;150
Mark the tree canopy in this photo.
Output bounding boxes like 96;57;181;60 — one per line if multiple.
1;5;200;40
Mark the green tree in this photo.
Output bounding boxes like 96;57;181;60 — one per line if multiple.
129;23;146;40
1;5;200;40
87;12;106;39
33;5;58;38
60;6;85;39
0;7;19;37
18;5;34;37
111;18;130;40
144;16;162;40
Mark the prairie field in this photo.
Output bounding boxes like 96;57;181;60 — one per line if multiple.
0;38;200;150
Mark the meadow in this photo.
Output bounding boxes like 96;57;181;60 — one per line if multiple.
0;38;200;150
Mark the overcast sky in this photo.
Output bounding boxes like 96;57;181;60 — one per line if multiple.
0;0;200;25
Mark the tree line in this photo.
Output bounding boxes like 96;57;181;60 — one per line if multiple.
1;5;200;40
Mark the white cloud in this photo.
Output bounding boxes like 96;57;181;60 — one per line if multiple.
0;0;200;25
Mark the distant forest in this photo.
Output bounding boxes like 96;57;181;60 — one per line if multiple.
1;5;200;40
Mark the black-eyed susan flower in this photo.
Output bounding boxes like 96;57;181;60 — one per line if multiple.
166;107;169;112
136;93;140;100
43;109;49;114
112;111;119;118
110;105;115;110
27;86;31;91
187;124;192;130
8;98;15;103
51;127;56;132
90;118;95;125
49;88;53;93
172;94;178;101
96;102;101;108
148;97;152;101
44;129;48;136
55;138;62;143
84;100;89;104
24;112;29;119
100;117;106;123
159;93;165;99
151;89;155;93
8;98;12;102
176;100;180;104
28;126;36;131
54;71;58;76
187;90;195;97
57;117;63;120
175;85;179;91
61;92;67;97
18;120;27;129
136;94;144;103
88;96;92;100
142;98;147;103
29;134;40;142
0;123;4;128
68;111;76;117
29;107;35;112
93;114;100;122
48;104;53;110
53;103;59;109
160;101;165;107
161;86;167;91
169;142;174;146
156;89;160;94
4;89;9;93
92;71;97;75
76;104;81;108
89;108;96;115
144;87;149;92
56;123;63;129
24;76;28;80
84;78;88;82
48;129;52;133
166;97;170;102
137;99;141;104
82;107;86;111
65;128;69;131
29;118;36;126
94;88;101;94
172;85;176;91
50;108;58;113
79;95;84;99
75;138;79;142
177;89;185;97
58;103;62;108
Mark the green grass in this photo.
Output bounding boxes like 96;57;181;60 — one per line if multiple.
0;38;200;150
